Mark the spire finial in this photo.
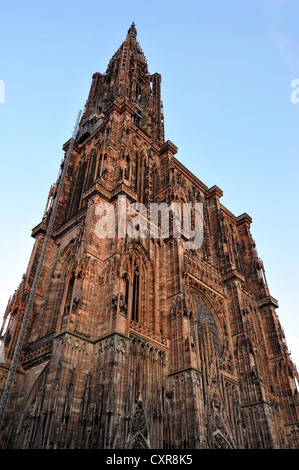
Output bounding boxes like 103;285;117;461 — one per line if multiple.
127;22;137;39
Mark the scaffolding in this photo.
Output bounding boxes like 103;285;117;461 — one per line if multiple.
0;110;82;430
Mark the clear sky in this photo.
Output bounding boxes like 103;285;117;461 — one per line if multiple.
0;0;298;367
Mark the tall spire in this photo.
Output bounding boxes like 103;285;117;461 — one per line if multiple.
82;24;164;144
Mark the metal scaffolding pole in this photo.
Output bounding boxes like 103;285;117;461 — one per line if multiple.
0;109;82;430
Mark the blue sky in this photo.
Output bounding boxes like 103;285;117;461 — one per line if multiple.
0;0;298;367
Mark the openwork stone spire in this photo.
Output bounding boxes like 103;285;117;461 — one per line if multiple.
82;23;164;144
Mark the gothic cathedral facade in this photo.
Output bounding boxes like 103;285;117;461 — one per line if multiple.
0;24;298;449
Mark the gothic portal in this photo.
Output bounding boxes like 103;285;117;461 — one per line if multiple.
0;24;298;449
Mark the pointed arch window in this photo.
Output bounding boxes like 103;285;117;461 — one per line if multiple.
125;276;130;308
96;153;103;180
61;275;75;331
64;275;75;315
87;148;97;188
132;267;139;322
136;83;141;102
134;152;139;192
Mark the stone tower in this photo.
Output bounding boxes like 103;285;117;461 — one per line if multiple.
0;24;298;449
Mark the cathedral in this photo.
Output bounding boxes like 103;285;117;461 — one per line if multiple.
0;23;298;449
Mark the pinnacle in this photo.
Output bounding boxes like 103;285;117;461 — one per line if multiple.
127;22;137;39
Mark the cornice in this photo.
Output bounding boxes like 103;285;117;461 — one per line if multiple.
257;295;279;309
207;185;223;199
222;268;245;285
160;140;178;156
